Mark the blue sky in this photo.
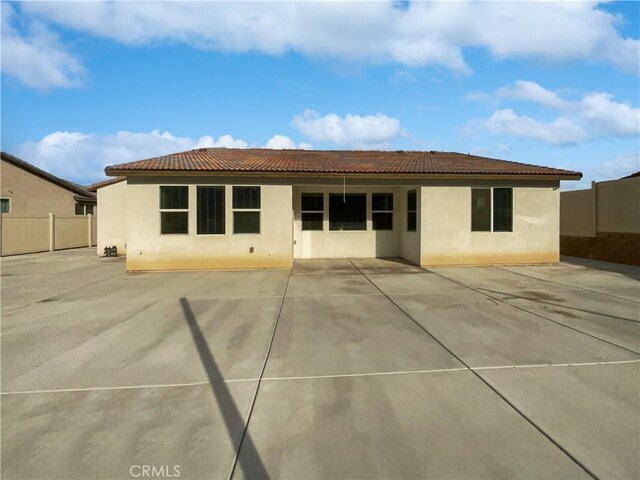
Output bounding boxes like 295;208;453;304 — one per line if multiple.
1;1;639;189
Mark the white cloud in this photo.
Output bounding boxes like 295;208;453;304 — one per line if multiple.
469;80;640;144
292;109;405;149
264;134;312;150
17;1;640;81
14;130;309;183
0;3;85;90
497;80;572;110
480;109;588;146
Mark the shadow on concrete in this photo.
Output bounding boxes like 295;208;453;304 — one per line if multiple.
180;297;269;479
561;255;640;282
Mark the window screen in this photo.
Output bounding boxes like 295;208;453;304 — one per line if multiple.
233;186;260;209
471;189;491;232
329;193;366;231
161;212;188;234
301;193;324;231
160;186;189;234
407;190;417;232
493;188;513;232
372;193;393;231
197;186;225;234
233;186;260;234
160;186;188;209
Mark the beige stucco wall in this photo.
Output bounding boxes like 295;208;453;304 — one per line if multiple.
118;175;562;270
292;186;403;259
560;189;595;237
55;216;91;249
126;177;293;271
560;176;640;236
97;181;127;254
596;176;640;234
0;215;50;255
0;159;79;215
420;181;560;265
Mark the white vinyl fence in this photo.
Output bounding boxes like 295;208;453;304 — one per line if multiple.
0;213;96;256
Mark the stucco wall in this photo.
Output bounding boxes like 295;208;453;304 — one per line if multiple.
596;176;640;234
292;186;403;259
0;215;50;255
126;177;293;271
420;181;560;265
97;181;128;254
0;159;79;216
560;189;595;237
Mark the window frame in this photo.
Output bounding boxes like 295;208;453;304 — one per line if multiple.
371;192;394;231
407;189;417;232
196;185;226;236
159;185;189;235
1;197;11;214
75;203;94;215
328;193;367;232
301;192;324;231
232;185;261;235
470;187;514;233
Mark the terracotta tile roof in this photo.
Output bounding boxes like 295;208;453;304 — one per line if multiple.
105;148;582;178
86;176;126;191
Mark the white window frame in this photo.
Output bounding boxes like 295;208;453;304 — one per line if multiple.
1;197;11;214
471;187;514;233
232;185;261;235
196;185;226;236
371;192;394;231
159;185;189;235
301;192;324;231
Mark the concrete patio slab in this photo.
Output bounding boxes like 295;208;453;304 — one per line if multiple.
291;258;358;276
490;288;640;353
233;371;590;479
264;294;463;378
350;257;425;274
286;274;379;297
478;362;640;480
367;271;468;296
4;296;280;392
390;291;639;367
2;381;257;480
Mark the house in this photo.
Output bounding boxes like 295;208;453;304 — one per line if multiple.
102;148;581;271
0;152;97;256
1;152;96;216
87;177;127;255
560;172;640;266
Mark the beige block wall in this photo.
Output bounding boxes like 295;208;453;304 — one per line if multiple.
55;216;91;249
97;181;128;254
420;182;560;265
126;178;293;271
0;215;50;255
0;159;78;215
596;176;640;234
292;186;402;259
560;189;595;237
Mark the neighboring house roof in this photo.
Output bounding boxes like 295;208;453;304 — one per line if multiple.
105;148;582;179
1;152;96;201
86;176;126;192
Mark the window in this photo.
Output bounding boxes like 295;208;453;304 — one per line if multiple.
471;187;513;232
233;186;260;234
407;190;417;232
160;186;188;234
301;193;324;231
372;193;393;231
329;193;366;231
75;204;94;215
493;188;513;232
197;186;225;234
1;198;10;213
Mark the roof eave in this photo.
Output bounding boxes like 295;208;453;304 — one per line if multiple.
104;169;581;181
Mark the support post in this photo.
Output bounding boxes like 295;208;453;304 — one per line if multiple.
49;212;55;252
87;213;92;247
